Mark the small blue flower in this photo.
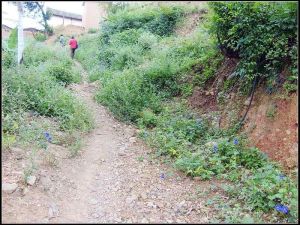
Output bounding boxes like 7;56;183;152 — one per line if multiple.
160;173;165;179
279;174;285;180
44;131;52;143
213;144;218;153
233;138;238;145
274;204;289;214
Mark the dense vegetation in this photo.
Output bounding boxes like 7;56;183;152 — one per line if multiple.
75;2;298;223
2;38;93;159
209;2;298;94
3;1;296;223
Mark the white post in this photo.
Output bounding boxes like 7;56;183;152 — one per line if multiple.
17;1;24;64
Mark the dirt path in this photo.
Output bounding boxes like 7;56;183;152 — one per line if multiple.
2;62;215;223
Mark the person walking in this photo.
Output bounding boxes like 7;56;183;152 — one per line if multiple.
69;36;78;59
59;34;65;47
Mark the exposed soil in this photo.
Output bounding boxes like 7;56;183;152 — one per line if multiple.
188;58;238;112
2;61;220;223
188;87;218;112
242;89;298;170
188;55;298;171
175;11;207;37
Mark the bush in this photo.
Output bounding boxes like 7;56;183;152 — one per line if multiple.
209;2;298;91
2;42;16;68
137;109;158;128
95;68;162;122
3;66;92;131
23;42;56;66
88;28;98;34
45;60;81;85
34;32;47;42
101;4;185;42
75;34;101;79
8;28;18;49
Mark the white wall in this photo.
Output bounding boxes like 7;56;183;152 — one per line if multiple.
48;16;82;27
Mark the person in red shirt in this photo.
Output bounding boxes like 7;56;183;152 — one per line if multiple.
69;36;78;59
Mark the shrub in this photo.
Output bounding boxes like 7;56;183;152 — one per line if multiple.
88;28;98;34
75;34;101;79
2;42;16;68
34;32;47;42
209;2;298;91
23;42;56;66
45;60;81;85
3;63;92;132
137;109;158;128
101;4;185;42
95;69;162;122
8;28;18;49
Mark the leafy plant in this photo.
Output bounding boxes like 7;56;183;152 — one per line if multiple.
209;2;298;92
34;32;47;42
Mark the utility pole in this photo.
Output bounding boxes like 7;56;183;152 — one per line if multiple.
17;1;24;64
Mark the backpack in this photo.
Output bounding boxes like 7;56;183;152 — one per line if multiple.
75;43;79;49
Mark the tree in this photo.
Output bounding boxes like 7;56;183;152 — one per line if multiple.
17;1;24;64
23;1;53;35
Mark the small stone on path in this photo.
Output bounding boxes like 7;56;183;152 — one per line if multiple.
26;176;36;186
2;183;18;194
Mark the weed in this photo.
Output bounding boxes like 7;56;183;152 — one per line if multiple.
68;134;83;157
137;156;144;162
266;104;277;119
88;28;98;34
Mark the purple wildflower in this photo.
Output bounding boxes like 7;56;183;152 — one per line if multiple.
279;174;285;180
233;138;238;145
274;204;289;214
44;132;52;143
213;144;218;153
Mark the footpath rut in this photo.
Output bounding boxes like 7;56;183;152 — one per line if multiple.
2;61;213;223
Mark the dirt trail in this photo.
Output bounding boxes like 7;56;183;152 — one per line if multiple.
2;61;215;223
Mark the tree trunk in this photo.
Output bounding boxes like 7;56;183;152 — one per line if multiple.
17;1;24;64
36;2;49;34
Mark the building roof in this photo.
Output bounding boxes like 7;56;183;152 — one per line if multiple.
2;17;44;31
47;7;82;20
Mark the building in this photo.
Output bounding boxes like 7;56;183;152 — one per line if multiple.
82;1;108;30
47;7;83;27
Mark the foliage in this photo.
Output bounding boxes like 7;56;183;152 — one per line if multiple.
75;34;101;80
74;3;298;222
23;1;53;35
2;41;16;68
23;42;56;66
139;101;298;221
101;4;185;42
34;32;47;42
209;2;298;92
2;39;93;153
88;28;98;34
8;28;18;49
95;68;162;122
45;60;81;85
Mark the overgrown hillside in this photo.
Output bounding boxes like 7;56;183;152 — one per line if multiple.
75;2;298;223
2;36;94;163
